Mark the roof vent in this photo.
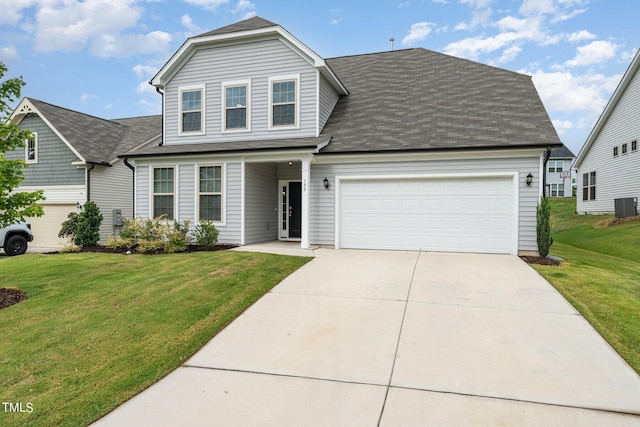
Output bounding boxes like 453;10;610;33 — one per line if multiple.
390;38;395;51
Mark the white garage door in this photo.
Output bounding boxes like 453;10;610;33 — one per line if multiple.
28;204;77;248
339;176;515;254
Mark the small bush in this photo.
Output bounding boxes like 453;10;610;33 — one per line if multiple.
137;239;165;254
164;220;191;253
75;201;103;246
60;243;81;253
58;212;79;242
536;196;553;258
193;220;219;247
104;235;136;251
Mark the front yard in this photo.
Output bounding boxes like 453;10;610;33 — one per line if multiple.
0;250;311;427
531;198;640;374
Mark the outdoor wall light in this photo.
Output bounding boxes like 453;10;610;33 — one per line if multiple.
288;161;293;167
323;177;330;189
526;173;533;186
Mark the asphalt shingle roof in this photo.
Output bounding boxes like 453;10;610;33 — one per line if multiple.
321;48;561;153
550;144;575;159
196;17;278;38
28;98;161;164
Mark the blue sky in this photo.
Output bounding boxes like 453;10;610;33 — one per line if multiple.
0;0;638;155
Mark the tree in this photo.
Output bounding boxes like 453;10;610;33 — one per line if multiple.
536;196;553;258
74;201;103;246
0;61;44;228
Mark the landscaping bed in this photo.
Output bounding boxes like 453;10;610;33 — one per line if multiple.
519;256;560;266
49;243;238;255
0;287;27;310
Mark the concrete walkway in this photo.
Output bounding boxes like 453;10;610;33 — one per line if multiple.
92;249;640;426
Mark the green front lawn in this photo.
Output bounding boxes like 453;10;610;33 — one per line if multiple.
0;251;311;427
531;198;640;373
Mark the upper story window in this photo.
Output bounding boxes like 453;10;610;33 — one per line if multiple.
223;80;250;132
548;160;563;173
25;132;38;164
632;140;638;152
622;143;628;154
153;167;175;220
269;75;299;129
582;171;596;201
613;146;619;157
180;85;205;134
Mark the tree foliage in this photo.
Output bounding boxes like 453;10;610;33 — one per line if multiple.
536;196;553;258
74;201;103;246
0;61;44;228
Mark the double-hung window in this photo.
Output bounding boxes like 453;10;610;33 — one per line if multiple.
269;75;299;128
180;86;204;134
632;140;638;152
548;161;563;173
622;143;628;154
550;183;564;197
25;133;38;163
223;80;250;131
153;167;175;219
582;171;596;201
199;165;223;222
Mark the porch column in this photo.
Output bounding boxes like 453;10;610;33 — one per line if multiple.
301;160;310;249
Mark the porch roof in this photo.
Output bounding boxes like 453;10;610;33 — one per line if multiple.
121;136;330;158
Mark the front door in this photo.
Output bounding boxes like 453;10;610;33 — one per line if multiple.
280;181;302;240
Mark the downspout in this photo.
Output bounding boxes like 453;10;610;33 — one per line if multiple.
542;147;552;197
86;164;95;201
124;158;135;217
156;86;164;146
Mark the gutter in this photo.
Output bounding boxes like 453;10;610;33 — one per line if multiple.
86;164;95;201
156;86;164;146
123;158;135;217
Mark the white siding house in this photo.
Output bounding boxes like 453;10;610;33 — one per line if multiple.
546;146;575;198
125;17;562;256
574;50;640;214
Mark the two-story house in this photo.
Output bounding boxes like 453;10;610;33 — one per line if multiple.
7;98;161;247
123;17;562;255
574;49;640;215
546;145;575;197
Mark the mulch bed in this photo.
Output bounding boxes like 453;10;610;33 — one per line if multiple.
46;244;238;255
520;256;560;266
0;288;28;311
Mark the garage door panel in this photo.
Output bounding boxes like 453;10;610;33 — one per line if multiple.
340;176;514;254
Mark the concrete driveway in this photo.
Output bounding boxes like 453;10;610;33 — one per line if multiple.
92;249;640;426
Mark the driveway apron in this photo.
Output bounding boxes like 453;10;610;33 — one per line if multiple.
92;249;640;426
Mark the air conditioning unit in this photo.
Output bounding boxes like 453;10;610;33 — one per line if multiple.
614;198;638;218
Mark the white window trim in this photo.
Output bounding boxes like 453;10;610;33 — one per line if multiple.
268;74;300;131
221;79;251;134
179;84;206;136
550;183;564;197
25;132;38;164
152;166;176;220
196;163;226;226
548;160;563;173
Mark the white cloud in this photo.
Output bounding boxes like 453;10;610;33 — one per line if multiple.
567;30;596;42
402;22;435;46
564;40;619;68
0;46;19;64
456;0;495;30
181;14;204;35
233;0;256;19
497;45;522;63
0;0;37;25
329;8;343;26
183;0;230;12
133;64;158;80
91;31;171;58
80;93;95;104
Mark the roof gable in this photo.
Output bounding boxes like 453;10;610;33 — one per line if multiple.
10;98;161;165
574;49;640;168
150;16;347;95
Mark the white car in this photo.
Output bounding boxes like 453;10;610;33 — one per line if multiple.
0;223;34;256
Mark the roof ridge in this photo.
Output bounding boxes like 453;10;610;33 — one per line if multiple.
27;97;125;128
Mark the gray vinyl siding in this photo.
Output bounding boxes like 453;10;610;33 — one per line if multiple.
309;156;541;253
245;163;278;243
135;161;242;244
7;113;84;186
577;65;640;214
136;165;150;218
546;158;574;197
318;74;340;132
178;164;195;221
90;161;134;242
164;38;318;145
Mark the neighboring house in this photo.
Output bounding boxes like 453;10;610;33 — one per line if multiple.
7;98;161;247
124;16;561;255
574;50;640;215
546;145;575;197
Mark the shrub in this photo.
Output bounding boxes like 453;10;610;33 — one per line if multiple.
193;220;219;247
104;235;136;251
58;211;79;242
137;239;165;254
536;196;553;258
74;201;103;246
164;220;191;253
60;243;81;253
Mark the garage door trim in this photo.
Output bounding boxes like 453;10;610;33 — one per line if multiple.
335;172;519;254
